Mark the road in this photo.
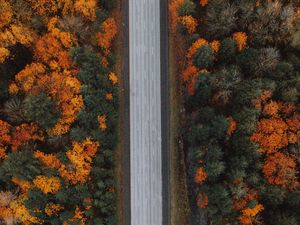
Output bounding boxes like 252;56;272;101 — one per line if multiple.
129;0;163;225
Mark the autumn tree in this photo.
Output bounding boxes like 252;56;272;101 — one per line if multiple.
233;32;247;51
178;15;198;34
0;0;119;224
174;0;300;224
0;120;11;159
98;18;118;53
263;152;298;189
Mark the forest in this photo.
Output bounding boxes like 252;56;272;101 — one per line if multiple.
170;0;300;224
0;0;120;224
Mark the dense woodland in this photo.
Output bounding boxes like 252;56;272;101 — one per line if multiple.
170;0;300;224
0;0;120;224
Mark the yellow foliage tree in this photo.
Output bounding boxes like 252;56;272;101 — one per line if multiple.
108;72;118;85
33;176;61;194
35;139;99;185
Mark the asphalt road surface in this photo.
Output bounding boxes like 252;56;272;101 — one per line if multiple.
129;0;163;225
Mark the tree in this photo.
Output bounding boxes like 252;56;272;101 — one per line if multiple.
204;184;232;222
252;48;280;77
0;120;11;159
192;45;213;69
199;0;208;7
74;0;97;21
10;123;44;151
22;94;60;129
97;18;117;54
187;38;208;59
178;15;198;34
169;0;185;32
233;32;247;51
210;66;242;106
0;0;119;224
263;152;298;190
205;0;237;38
3;98;25;123
247;1;296;46
0;47;9;63
178;0;196;16
33;175;61;194
0;0;13;29
0;151;42;181
217;38;236;64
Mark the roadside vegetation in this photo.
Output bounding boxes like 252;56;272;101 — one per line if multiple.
170;0;300;224
0;0;120;224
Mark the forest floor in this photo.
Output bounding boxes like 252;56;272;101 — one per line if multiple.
114;0;128;224
169;32;191;225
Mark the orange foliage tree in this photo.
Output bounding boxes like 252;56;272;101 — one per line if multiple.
169;0;185;33
196;192;209;208
10;123;44;151
97;115;107;131
0;120;11;159
74;0;97;21
239;204;264;225
194;167;207;184
179;15;198;34
233;32;247;51
10;22;84;136
200;0;209;7
0;121;43;158
232;180;264;225
227;116;237;136
0;47;9;63
263;152;299;189
35;139;99;185
98;18;117;53
251;101;299;154
26;0;97;21
0;0;36;63
187;38;209;59
0;0;13;29
251;98;299;189
210;40;220;54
